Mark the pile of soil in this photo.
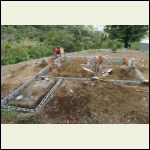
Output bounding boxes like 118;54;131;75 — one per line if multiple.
98;66;137;80
109;67;136;80
58;58;87;77
37;60;48;68
39;80;149;124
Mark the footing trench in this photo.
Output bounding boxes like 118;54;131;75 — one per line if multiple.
1;56;149;112
1;79;64;112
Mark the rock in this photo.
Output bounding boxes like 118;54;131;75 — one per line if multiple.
45;78;49;81
70;89;73;93
106;68;113;73
92;76;100;80
82;67;94;73
16;95;23;100
102;72;109;77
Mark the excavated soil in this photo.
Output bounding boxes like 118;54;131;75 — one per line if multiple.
57;58;87;77
38;80;149;124
37;60;49;68
48;58;137;80
97;65;137;80
1;50;149;124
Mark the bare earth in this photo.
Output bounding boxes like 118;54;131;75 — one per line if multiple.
1;49;149;124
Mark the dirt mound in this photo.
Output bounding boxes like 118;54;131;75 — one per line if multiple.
37;60;48;68
111;67;136;80
58;58;87;77
49;68;59;77
98;66;137;80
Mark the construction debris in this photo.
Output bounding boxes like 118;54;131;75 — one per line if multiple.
16;95;23;100
37;75;50;80
82;67;94;73
70;89;73;93
136;88;149;93
102;72;109;77
99;65;113;76
92;76;100;80
45;78;49;81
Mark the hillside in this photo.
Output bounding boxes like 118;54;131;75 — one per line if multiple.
2;25;148;65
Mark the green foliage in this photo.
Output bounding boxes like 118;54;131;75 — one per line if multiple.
2;41;30;64
104;25;149;48
1;25;149;65
130;42;140;50
1;109;17;118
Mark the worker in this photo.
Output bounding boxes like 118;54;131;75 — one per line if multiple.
54;46;59;59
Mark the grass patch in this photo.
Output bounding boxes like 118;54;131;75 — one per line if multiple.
1;109;18;123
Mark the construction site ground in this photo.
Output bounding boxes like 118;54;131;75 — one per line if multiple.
1;49;149;124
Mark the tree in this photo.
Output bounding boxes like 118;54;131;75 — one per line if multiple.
104;25;149;48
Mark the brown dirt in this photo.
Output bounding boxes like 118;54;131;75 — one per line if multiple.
1;49;149;124
1;115;17;124
1;83;11;92
58;58;87;77
48;66;59;77
38;80;149;124
50;58;137;80
37;60;49;68
67;49;149;67
139;66;149;79
1;64;44;98
97;66;137;80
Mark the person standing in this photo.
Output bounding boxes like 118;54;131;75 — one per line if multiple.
54;46;59;59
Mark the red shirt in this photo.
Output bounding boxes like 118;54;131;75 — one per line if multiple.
54;47;58;53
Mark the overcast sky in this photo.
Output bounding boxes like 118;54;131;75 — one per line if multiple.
94;25;105;31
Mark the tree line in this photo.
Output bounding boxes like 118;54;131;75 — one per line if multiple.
1;25;148;65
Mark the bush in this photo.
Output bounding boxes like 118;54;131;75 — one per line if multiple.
130;42;139;50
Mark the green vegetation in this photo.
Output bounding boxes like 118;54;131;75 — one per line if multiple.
1;109;40;124
1;25;149;65
104;25;149;48
1;109;18;123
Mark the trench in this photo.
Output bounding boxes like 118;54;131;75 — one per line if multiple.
1;56;149;112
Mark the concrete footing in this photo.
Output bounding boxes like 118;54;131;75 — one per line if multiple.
1;56;149;112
